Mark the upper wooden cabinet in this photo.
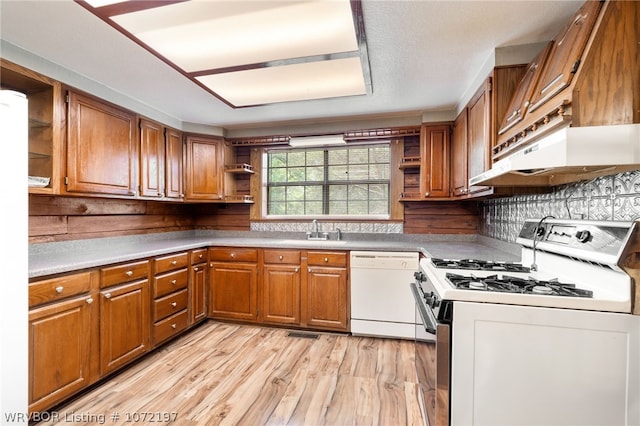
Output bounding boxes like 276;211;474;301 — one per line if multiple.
1;59;63;195
495;0;638;158
420;124;450;198
451;110;468;197
66;90;137;196
467;81;491;195
184;135;224;201
139;118;183;200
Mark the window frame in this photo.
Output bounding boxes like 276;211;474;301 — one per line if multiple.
262;141;393;220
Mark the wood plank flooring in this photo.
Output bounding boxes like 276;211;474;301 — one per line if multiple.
41;322;424;426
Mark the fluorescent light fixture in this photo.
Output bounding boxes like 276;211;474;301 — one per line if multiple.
289;134;346;148
75;0;372;108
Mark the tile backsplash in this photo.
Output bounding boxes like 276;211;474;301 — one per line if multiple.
480;170;640;242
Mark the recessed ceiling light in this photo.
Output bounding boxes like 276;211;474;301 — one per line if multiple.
75;0;372;108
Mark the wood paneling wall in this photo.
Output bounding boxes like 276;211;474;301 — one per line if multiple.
193;204;251;231
403;201;479;234
29;195;194;243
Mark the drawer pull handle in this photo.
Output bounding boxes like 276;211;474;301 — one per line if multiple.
171;260;178;265
324;257;329;262
171;302;177;307
171;279;177;285
105;293;111;299
86;297;93;305
171;324;177;329
125;271;133;277
55;286;64;294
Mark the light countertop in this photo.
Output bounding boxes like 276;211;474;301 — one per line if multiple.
29;230;521;279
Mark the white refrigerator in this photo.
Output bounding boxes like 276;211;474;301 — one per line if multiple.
0;90;29;422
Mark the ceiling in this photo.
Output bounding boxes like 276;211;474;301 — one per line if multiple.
0;0;584;134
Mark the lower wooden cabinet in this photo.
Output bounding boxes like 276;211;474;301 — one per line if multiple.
190;249;208;324
28;271;99;413
209;248;259;322
152;252;189;345
304;251;349;331
262;250;301;325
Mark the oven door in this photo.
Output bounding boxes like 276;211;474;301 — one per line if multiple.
411;283;450;426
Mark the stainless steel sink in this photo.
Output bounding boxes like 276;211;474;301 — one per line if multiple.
280;239;348;246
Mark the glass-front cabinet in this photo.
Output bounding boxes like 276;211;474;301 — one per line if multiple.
1;59;62;194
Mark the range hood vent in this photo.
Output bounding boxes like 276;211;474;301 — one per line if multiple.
470;123;640;187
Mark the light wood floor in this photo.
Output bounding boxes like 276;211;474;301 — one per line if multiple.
42;322;424;426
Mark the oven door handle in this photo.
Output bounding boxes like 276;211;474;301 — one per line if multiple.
410;283;437;335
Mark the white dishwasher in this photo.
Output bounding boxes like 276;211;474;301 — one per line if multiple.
350;251;419;339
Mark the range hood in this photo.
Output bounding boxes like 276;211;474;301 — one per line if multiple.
469;123;640;187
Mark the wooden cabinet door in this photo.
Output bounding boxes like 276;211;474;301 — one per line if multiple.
165;128;184;199
209;262;257;321
28;294;94;412
467;81;491;194
420;124;450;198
139;118;165;198
263;264;301;325
451;110;468;197
184;135;223;201
190;262;208;324
528;0;601;113
305;266;348;331
66;90;137;196
498;44;552;136
100;280;150;375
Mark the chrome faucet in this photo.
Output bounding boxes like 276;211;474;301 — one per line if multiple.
306;219;328;240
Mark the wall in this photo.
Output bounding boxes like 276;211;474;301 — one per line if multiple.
480;170;640;242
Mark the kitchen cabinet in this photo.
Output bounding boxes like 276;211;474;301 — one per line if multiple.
66;90;137;197
1;59;63;194
139;118;184;200
99;260;150;375
152;252;189;345
451;110;468;196
304;251;349;332
184;135;224;201
28;271;98;413
190;249;208;324
262;249;301;325
420;124;450;198
466;80;491;195
209;247;258;322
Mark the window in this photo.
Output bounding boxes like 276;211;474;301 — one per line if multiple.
266;143;390;217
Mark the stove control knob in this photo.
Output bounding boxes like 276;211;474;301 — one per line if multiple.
414;271;426;282
575;230;591;243
425;292;440;309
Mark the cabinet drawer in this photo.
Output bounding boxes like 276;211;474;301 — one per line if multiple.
153;309;189;344
190;249;208;265
29;271;93;307
209;247;258;263
154;252;189;274
101;260;149;288
153;289;188;321
154;269;188;298
307;251;347;267
264;249;301;264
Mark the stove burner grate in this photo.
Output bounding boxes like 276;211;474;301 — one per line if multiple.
445;273;594;298
431;258;531;273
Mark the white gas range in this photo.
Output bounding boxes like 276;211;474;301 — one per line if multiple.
411;218;640;426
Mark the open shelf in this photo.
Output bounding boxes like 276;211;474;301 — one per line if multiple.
223;194;254;203
398;156;421;169
224;163;255;174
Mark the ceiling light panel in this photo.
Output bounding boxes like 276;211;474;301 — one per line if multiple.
111;1;358;71
196;57;366;106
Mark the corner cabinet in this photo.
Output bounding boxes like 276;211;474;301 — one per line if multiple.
184;135;224;201
65;90;137;197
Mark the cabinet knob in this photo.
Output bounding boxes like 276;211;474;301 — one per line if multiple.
171;260;178;265
295;267;299;272
198;254;203;259
86;297;93;305
324;257;329;263
125;270;133;277
424;192;430;197
210;262;214;268
55;286;64;294
105;293;111;299
194;267;199;272
230;253;235;258
171;302;177;308
171;279;177;285
279;255;284;261
171;324;177;329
